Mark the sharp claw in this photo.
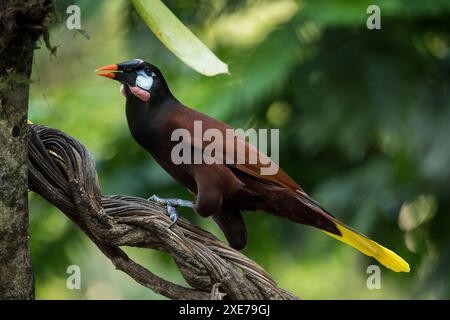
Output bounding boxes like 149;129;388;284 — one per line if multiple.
167;205;178;228
169;218;177;228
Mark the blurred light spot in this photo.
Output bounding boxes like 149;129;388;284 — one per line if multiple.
296;21;322;43
308;70;323;86
266;101;292;127
404;232;417;253
86;282;122;300
376;130;401;156
424;32;448;59
417;239;438;283
398;194;437;231
209;0;300;46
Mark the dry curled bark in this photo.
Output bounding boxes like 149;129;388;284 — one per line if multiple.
27;124;298;300
0;0;53;300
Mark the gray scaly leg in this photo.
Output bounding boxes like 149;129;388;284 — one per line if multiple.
148;194;194;227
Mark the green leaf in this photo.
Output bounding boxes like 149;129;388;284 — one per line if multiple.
131;0;229;76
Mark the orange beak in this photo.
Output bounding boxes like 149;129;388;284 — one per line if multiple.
95;64;118;79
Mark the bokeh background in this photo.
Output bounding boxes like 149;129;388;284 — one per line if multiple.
28;0;450;299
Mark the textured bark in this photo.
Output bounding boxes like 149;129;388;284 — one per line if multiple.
27;125;298;300
0;0;53;299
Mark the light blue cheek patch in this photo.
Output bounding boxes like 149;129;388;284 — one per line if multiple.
135;71;153;90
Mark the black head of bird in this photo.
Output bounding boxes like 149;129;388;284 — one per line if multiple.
95;59;172;105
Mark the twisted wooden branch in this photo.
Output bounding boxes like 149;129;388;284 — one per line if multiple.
27;124;298;300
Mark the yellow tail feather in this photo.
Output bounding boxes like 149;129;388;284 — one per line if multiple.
323;223;410;273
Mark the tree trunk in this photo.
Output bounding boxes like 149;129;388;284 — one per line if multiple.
0;0;53;299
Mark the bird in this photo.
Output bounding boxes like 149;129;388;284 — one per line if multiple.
95;59;410;273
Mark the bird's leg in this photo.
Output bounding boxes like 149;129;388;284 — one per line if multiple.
149;194;194;208
148;194;194;227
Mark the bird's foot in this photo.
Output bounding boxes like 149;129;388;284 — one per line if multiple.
148;194;194;228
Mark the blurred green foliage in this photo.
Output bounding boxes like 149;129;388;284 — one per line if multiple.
28;0;450;299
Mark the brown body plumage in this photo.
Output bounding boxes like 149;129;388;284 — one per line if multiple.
126;96;339;248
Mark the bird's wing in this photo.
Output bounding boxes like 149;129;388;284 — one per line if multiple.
232;134;303;191
167;106;303;192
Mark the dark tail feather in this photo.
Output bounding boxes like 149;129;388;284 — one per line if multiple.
213;209;247;250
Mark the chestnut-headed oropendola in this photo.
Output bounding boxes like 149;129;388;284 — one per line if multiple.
96;59;409;272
